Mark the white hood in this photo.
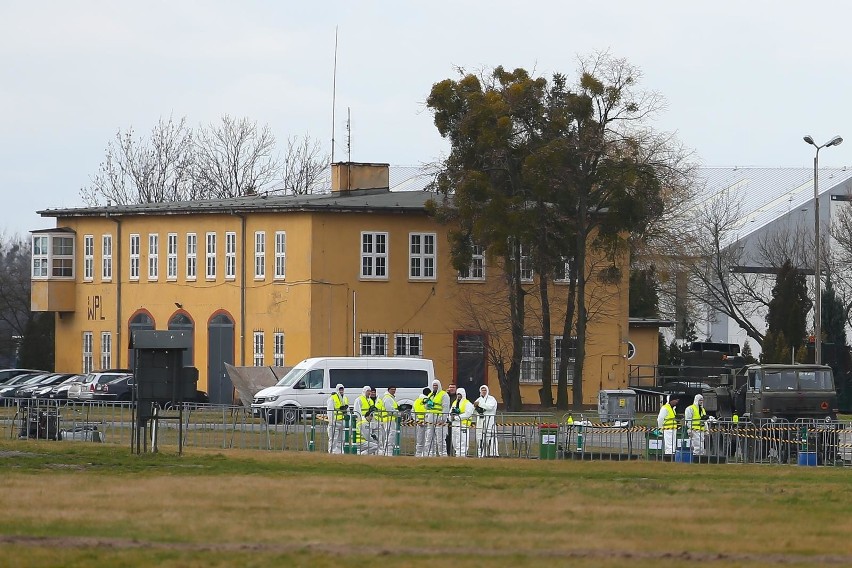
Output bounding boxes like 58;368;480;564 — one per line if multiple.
457;387;467;400
479;385;490;398
431;379;443;393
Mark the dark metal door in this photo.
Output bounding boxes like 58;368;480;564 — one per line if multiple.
128;312;154;373
207;314;235;405
455;332;486;400
168;313;195;368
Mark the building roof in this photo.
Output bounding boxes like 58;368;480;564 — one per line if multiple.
694;166;852;247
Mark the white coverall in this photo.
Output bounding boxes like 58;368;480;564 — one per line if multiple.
450;388;475;457
325;384;348;454
656;397;679;455
413;391;429;457
379;390;399;456
358;415;380;455
474;385;499;457
684;394;707;456
423;379;450;457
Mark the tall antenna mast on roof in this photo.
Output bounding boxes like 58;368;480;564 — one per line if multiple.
347;107;351;163
331;26;338;164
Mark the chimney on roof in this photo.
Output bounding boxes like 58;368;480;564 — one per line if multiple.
331;162;389;194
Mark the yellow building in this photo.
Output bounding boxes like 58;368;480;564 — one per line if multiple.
31;163;631;407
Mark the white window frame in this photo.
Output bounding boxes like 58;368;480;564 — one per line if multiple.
167;233;178;281
129;234;140;281
253;331;265;366
394;333;422;357
519;244;533;282
554;336;576;386
409;233;436;280
359;333;388;356
360;232;388;279
148;233;159;281
83;235;94;281
186;233;197;281
205;232;216;280
100;332;112;370
554;256;574;283
82;331;93;374
520;336;544;384
31;233;76;280
225;231;237;281
458;244;485;281
254;231;266;280
274;231;286;280
273;331;284;366
102;234;113;282
32;235;49;278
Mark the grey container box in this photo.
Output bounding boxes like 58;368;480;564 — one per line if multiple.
597;389;637;422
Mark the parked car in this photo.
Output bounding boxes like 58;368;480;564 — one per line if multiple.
47;374;88;402
91;375;134;402
16;373;77;400
0;373;54;405
0;369;47;386
69;371;133;402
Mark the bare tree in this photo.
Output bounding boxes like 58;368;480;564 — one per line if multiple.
278;135;329;195
80;116;195;205
194;114;279;198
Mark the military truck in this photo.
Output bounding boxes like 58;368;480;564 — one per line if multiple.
703;363;837;422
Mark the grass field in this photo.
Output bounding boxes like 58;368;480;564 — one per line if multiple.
0;438;850;567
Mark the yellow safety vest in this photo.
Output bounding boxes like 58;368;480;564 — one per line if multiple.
426;390;446;414
380;395;397;422
331;393;349;420
413;397;427;421
661;403;677;430
452;398;473;427
688;404;706;431
357;395;377;419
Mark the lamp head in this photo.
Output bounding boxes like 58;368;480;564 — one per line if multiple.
804;135;815;146
828;136;843;147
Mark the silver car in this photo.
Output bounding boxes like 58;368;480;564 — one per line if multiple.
68;372;133;402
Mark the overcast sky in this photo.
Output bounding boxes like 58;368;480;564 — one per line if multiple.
3;1;852;237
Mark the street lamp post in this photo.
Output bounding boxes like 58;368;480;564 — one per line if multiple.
803;134;843;365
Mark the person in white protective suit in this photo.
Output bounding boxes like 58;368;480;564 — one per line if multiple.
474;384;499;457
413;387;431;457
656;394;680;455
379;386;399;456
684;393;709;456
449;388;475;457
353;385;378;455
357;412;381;455
423;379;450;457
326;384;349;454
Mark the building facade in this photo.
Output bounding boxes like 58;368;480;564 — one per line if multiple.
31;163;631;406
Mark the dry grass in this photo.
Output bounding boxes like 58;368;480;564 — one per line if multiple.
0;441;850;567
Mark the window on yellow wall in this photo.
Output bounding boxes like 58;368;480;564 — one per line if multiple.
225;232;237;280
83;235;94;281
395;333;422;357
186;233;197;280
360;333;388;356
167;233;178;281
274;231;286;279
409;233;436;280
254;231;266;280
554;336;576;386
148;233;159;281
520;336;543;383
361;232;388;279
102;234;113;281
82;331;93;374
205;232;216;280
101;332;112;370
273;331;284;366
129;234;140;281
253;331;265;366
457;244;485;281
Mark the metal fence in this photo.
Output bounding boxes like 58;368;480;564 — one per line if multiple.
3;399;851;467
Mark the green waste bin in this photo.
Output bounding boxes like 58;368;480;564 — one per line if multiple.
539;424;558;460
646;429;663;459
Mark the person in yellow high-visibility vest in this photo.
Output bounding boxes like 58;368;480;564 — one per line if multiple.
379;386;399;456
424;379;449;456
684;394;708;456
353;386;378;453
325;384;349;454
450;388;475;457
413;387;430;457
656;394;680;455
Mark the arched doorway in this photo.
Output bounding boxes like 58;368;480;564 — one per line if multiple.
128;311;155;373
168;312;195;368
207;312;235;405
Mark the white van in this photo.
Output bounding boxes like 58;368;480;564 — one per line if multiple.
251;357;436;423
